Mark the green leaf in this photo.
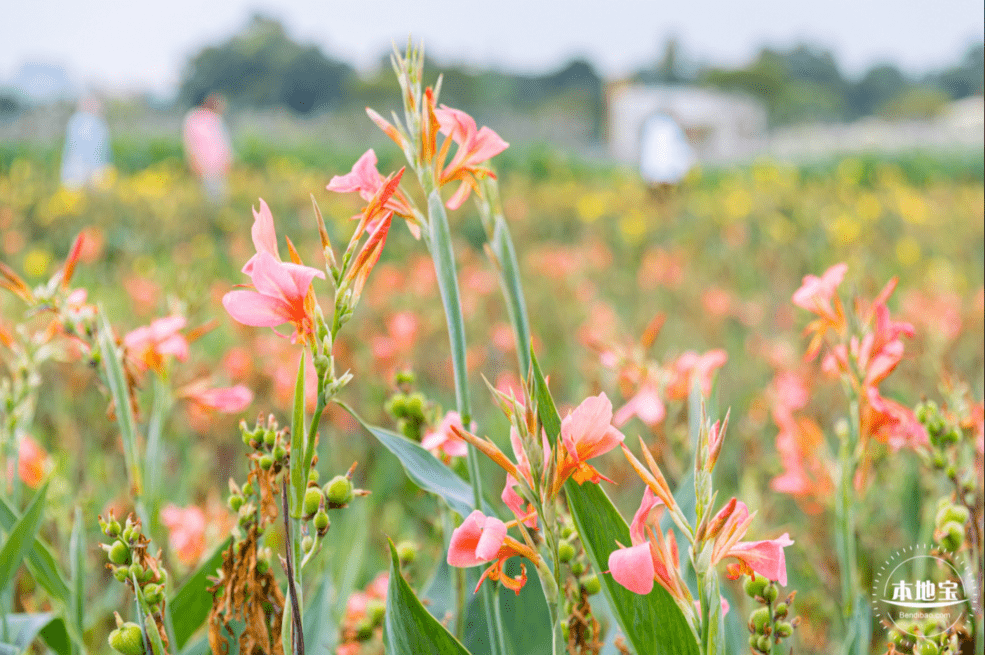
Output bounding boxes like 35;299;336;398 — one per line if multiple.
289;350;306;517
68;507;86;652
0;496;70;604
0;483;49;593
489;214;531;378
384;540;473;655
460;560;552;655
169;538;230;649
97;308;142;493
135;572;168;655
427;190;472;424
38;617;72;655
530;352;699;655
0;613;70;655
341;404;491;519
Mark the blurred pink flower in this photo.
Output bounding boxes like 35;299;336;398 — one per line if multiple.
864;388;927;452
421;411;469;460
181;384;253;413
792;263;847;322
160;504;206;566
665;350;728;401
6;436;48;489
614;384;666;428
123;315;189;374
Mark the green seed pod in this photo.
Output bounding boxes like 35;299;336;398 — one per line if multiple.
108;540;130;565
355;620;374;641
939;520;966;551
570;560;585;576
308;468;320;483
324;475;355;507
108;623;145;655
263;429;276;447
302;535;315;553
400;419;418;440
387;394;408;418
775;622;792;637
303;487;324;517
242;481;254;496
228;494;244;512
748;635;760;650
756;635;772;653
935;504;969;529
581;574;602;595
750;607;771;634
744;573;768;599
558;541;576;563
113;566;129;582
762;583;779;604
931;453;946;469
561;526;575;539
273;445;287;461
107;520;122;538
258;454;274;470
773;602;788;618
144;583;163;604
314;511;330;535
405;393;425;418
914;639;940;655
257;557;270;575
128;563;144;581
395;370;416;386
396;541;417;564
366;597;386;626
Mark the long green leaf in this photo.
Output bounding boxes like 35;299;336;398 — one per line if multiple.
530;352;699;655
0;482;48;592
0;496;69;604
68;507;85;653
289;351;306;517
490;214;531;378
97;308;142;493
341;404;490;519
384;540;472;655
168;538;230;649
0;613;70;655
427;190;472;424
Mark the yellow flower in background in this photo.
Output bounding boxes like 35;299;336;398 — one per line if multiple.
23;248;52;278
577;192;606;223
895;236;921;266
619;210;646;243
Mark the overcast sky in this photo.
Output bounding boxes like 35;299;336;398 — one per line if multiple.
2;0;983;94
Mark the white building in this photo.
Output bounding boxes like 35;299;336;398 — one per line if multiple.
608;84;767;166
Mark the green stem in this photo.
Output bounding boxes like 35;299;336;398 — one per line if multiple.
836;398;862;655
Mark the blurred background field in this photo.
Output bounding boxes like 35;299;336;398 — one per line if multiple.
1;6;984;654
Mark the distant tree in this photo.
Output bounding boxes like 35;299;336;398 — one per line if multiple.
178;15;354;113
849;65;908;118
929;42;984;99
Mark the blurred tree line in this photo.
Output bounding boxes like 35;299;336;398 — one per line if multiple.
176;16;982;128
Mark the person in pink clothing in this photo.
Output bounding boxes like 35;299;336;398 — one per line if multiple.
182;93;233;202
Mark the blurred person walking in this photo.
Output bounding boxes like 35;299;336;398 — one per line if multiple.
639;112;694;200
60;97;112;189
183;93;232;203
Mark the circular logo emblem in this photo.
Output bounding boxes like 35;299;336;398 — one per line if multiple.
871;544;978;644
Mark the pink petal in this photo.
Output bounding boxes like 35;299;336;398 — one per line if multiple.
192;385;253;412
629;487;662;546
727;533;794;586
468;126;509;163
445;181;473;210
608;543;655;595
222;290;291;327
475;516;507;561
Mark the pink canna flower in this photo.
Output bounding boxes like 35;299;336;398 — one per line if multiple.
181;384;253;413
863;388;927;451
241;199;279;276
123;315;190;374
608;488;690;600
447;510;538;594
614;384;666;428
160;504;207;566
665;349;728;401
223;251;325;343
792;263;848;322
433;104;509;209
6;436;49;489
421;411;469;460
328;149;420;238
708;499;794;586
557;393;625;487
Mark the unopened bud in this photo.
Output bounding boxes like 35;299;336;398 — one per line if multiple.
570;560;585;576
936;504;969;529
914;640;940;655
308;468;320;483
756;635;772;653
324;475;354;507
774;602;788;618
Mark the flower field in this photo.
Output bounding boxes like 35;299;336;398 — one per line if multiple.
1;54;983;655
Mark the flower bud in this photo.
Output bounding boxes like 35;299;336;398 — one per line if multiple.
561;526;575;540
303;488;324;518
324;475;354;507
228;494;244;512
355;621;374;641
108;540;130;565
302;535;315;553
939;520;965;551
750;607;771;634
314;511;330;535
106;520;121;538
396;541;417;564
581;574;602;595
744;573;768;599
108;623;145;655
395;370;416;386
558;541;576;563
129;563;144;581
